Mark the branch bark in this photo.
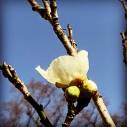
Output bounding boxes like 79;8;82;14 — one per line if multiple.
0;63;53;127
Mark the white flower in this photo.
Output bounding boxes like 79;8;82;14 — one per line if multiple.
35;50;97;91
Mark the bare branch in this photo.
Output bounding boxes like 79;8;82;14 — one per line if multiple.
120;32;127;65
120;0;127;65
92;92;116;126
120;0;127;16
62;102;77;127
67;24;73;41
67;24;77;49
42;0;52;20
27;0;77;56
49;1;77;55
0;62;53;127
28;0;41;9
27;0;49;20
50;0;58;19
121;32;126;41
28;0;42;12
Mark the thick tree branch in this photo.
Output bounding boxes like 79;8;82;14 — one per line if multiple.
0;62;53;127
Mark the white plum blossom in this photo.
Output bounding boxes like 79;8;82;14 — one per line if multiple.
35;50;97;92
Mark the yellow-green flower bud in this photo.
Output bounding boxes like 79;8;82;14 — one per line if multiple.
65;86;80;102
83;80;97;94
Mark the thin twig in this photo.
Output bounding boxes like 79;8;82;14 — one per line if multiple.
0;62;53;127
28;0;48;20
120;0;127;16
67;24;73;42
67;24;77;49
62;103;77;127
42;0;52;20
121;32;126;41
121;32;127;65
120;0;127;65
49;0;58;19
28;0;41;11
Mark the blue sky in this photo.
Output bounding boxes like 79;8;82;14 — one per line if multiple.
0;0;127;114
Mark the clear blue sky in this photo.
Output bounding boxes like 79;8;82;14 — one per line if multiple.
0;0;127;114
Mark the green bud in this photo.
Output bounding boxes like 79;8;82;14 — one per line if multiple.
65;86;80;102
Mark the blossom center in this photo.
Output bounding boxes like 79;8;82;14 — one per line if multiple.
69;78;84;88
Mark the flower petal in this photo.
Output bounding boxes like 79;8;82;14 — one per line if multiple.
35;50;89;87
35;65;61;84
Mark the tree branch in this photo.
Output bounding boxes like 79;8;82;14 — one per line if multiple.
27;0;42;13
120;0;127;65
0;62;53;127
120;0;127;16
28;0;41;10
62;102;76;127
27;0;77;56
42;0;52;20
67;24;77;49
50;0;58;19
92;92;116;126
